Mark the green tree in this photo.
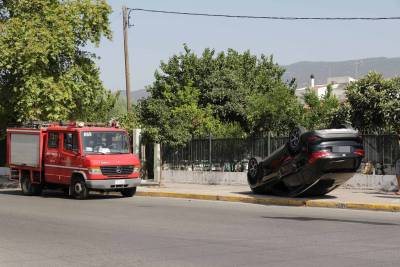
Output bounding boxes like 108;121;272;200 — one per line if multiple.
117;108;140;132
301;84;340;130
0;0;114;127
140;45;297;145
345;72;390;132
246;84;302;135
329;101;352;129
383;77;400;133
139;83;219;146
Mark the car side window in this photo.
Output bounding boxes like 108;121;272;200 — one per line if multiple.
64;132;78;152
48;132;59;149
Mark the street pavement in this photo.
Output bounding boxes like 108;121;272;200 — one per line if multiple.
3;177;400;211
0;189;400;267
138;182;400;212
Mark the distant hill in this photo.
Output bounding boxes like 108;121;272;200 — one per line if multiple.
283;57;400;88
116;57;400;98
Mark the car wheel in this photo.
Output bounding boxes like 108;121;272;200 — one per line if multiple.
121;187;137;197
21;174;42;196
247;157;259;186
288;126;306;154
71;178;88;200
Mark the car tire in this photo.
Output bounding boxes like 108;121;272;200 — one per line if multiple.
71;178;89;200
247;157;261;186
121;187;137;197
288;126;306;155
21;174;42;196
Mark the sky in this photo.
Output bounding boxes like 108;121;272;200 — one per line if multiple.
87;0;400;92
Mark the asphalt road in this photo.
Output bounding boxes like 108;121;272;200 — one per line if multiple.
0;189;399;267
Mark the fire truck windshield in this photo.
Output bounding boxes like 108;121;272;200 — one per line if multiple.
82;131;130;154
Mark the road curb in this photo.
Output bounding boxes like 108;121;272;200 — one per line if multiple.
137;191;400;212
136;191;305;206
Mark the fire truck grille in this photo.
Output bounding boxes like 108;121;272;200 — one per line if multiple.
100;166;134;176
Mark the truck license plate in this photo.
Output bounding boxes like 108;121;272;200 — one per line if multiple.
115;179;126;185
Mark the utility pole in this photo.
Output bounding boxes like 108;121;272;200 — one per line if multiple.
122;6;132;112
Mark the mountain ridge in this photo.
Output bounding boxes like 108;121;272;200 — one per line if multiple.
117;57;400;100
283;57;400;88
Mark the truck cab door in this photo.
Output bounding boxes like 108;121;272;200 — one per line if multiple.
59;132;81;185
44;131;61;184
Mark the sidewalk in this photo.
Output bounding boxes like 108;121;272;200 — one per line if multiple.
137;182;400;212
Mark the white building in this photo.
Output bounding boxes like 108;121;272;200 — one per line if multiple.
295;75;356;102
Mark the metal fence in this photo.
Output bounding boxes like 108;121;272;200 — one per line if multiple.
161;134;400;174
362;134;399;174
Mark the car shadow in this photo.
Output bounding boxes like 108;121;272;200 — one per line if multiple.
0;189;124;200
261;216;399;226
234;191;337;200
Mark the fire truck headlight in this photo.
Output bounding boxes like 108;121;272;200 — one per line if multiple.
88;168;102;175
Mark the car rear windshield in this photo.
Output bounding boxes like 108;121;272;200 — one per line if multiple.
82;131;130;154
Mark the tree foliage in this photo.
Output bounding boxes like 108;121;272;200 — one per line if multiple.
139;83;220;146
302;84;340;130
246;84;302;135
139;46;299;145
0;0;114;127
345;72;400;133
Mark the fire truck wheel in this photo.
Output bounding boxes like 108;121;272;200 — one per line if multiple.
71;178;88;200
121;187;137;197
21;174;42;196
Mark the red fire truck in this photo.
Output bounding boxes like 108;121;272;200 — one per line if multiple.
6;122;141;199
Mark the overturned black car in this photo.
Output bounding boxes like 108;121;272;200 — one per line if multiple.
247;126;364;197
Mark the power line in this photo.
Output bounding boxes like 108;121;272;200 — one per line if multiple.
127;7;400;26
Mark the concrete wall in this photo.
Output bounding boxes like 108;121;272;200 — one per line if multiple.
162;170;399;191
162;170;247;186
341;173;398;191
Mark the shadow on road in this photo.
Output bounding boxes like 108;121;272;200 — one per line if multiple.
0;189;124;200
235;191;337;200
261;216;399;226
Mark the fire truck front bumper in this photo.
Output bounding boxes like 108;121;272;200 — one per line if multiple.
85;178;141;190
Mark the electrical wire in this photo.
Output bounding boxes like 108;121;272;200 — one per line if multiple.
128;7;400;21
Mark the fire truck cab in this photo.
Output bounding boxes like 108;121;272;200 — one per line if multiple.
7;122;141;199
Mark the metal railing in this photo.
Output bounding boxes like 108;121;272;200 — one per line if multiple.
162;134;400;174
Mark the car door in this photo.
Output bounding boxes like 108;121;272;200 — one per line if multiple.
59;131;81;185
44;131;61;184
